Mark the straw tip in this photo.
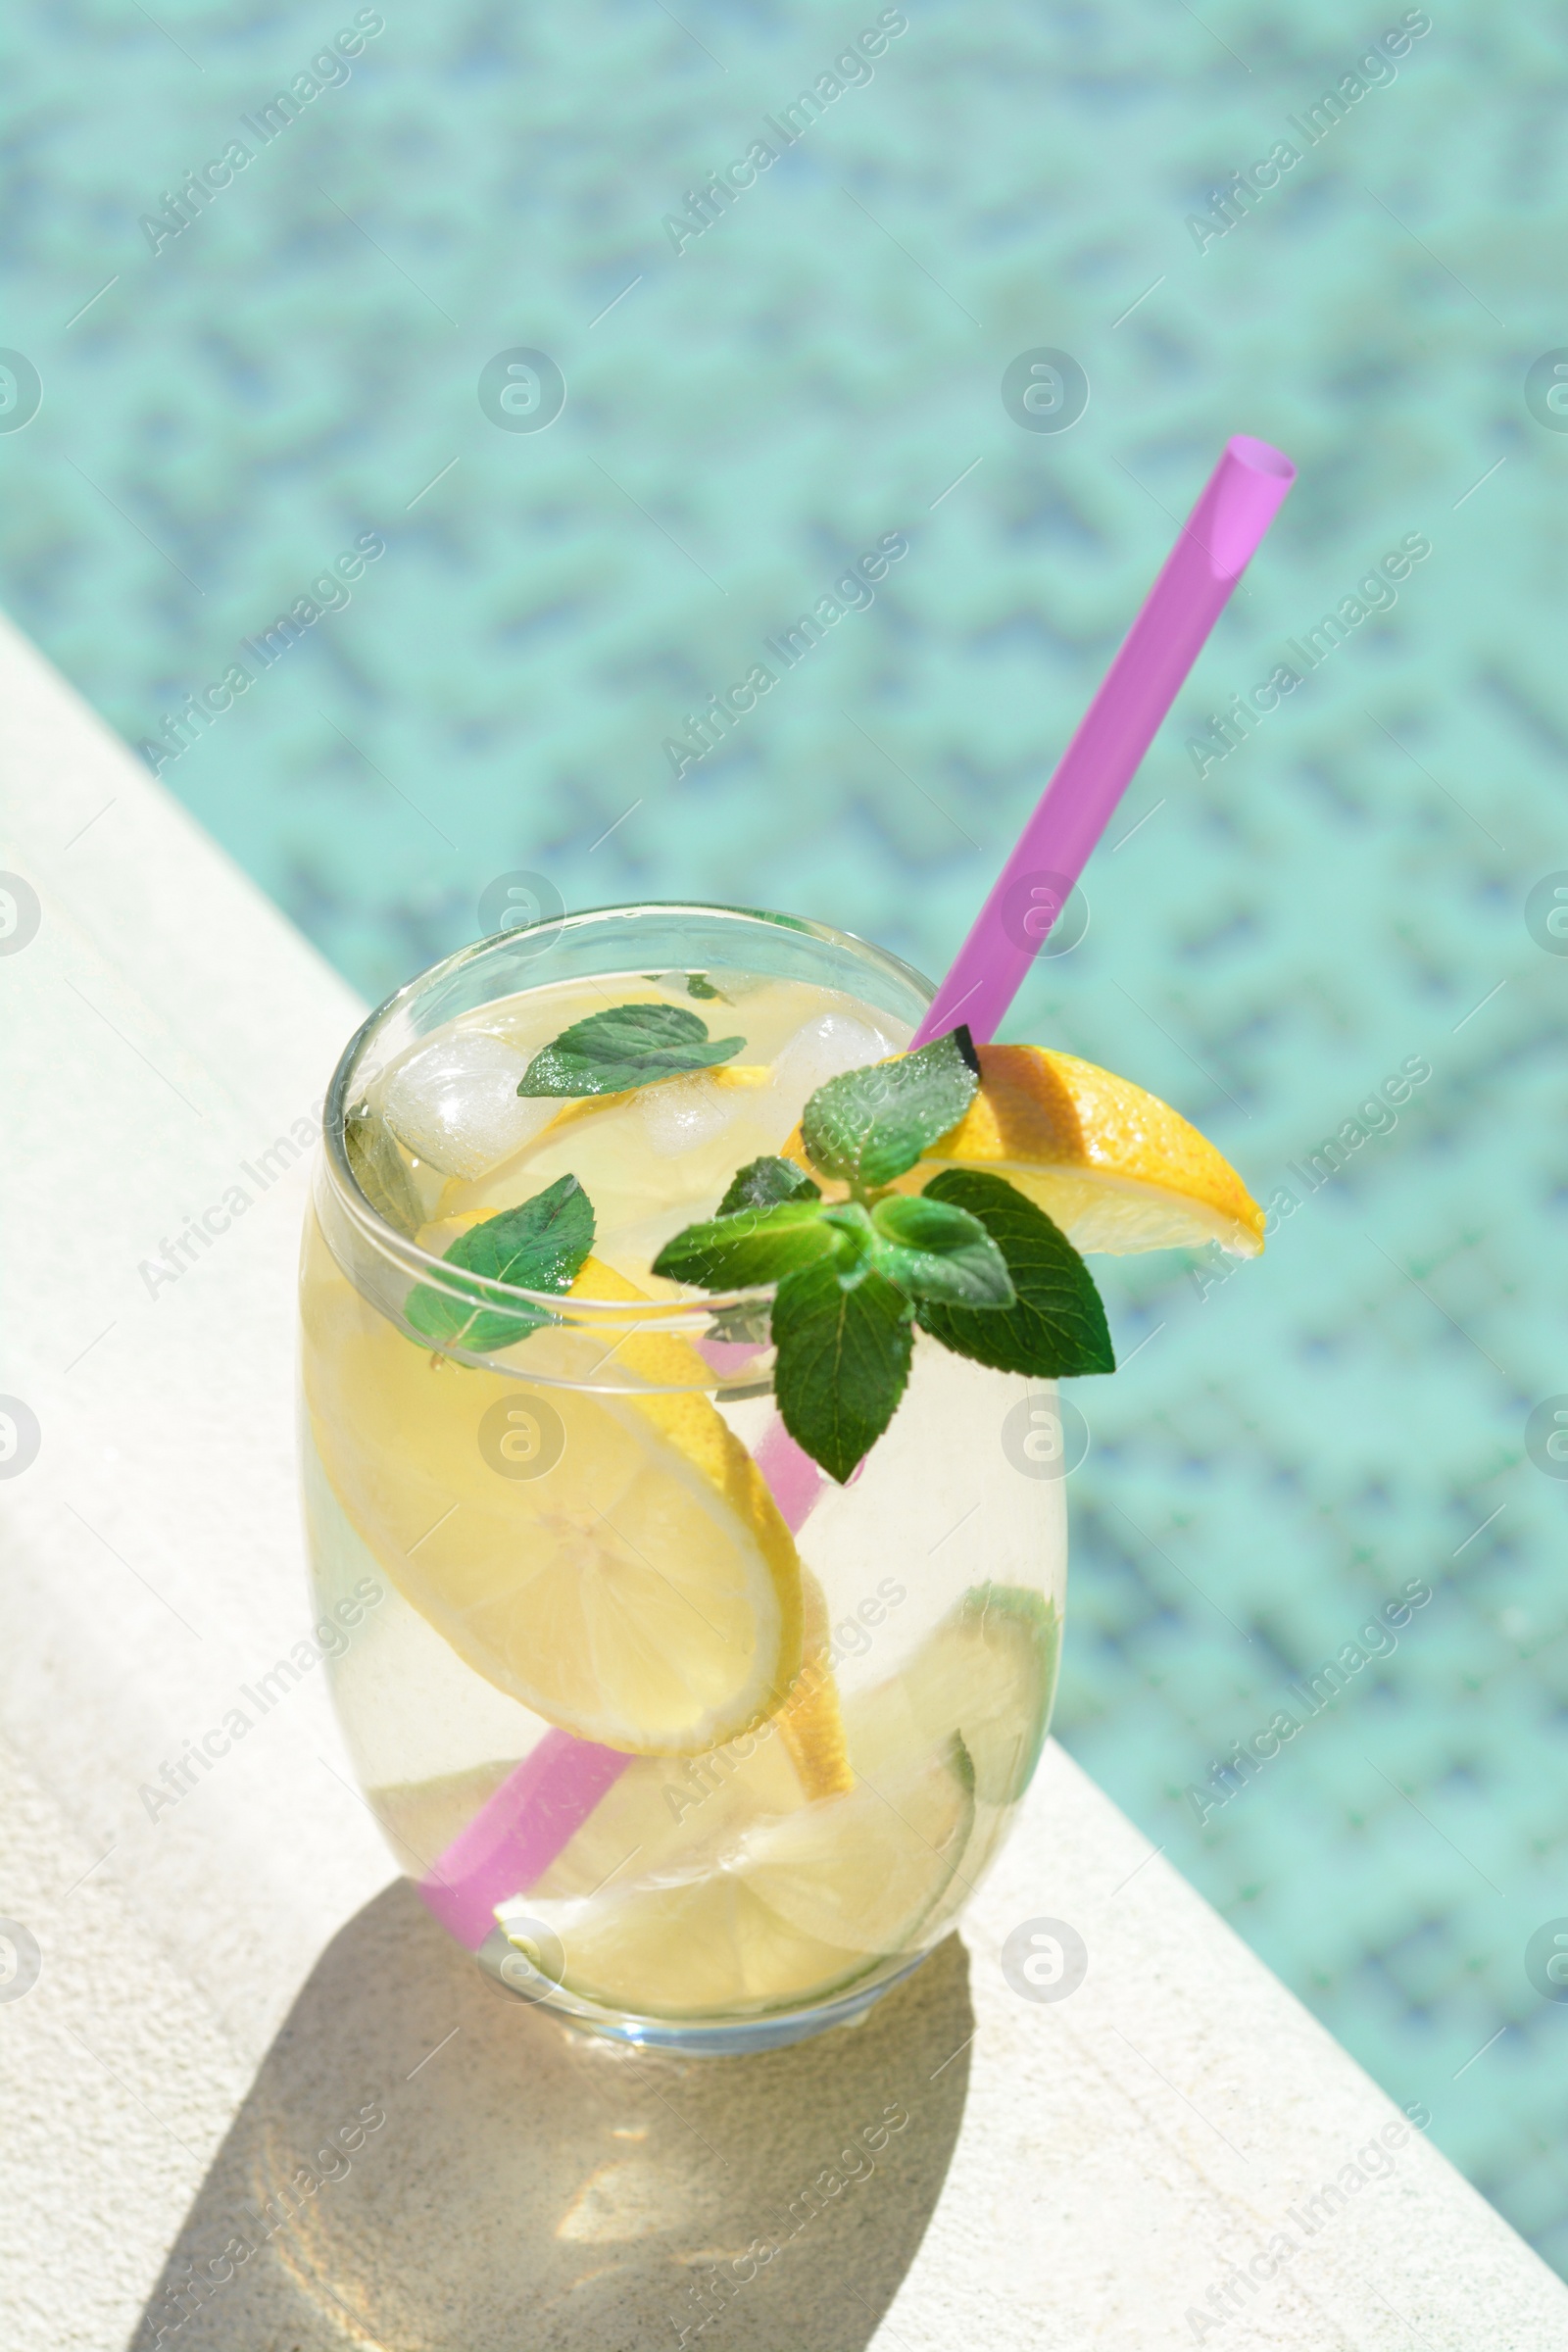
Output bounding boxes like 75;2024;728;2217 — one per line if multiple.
1226;433;1297;484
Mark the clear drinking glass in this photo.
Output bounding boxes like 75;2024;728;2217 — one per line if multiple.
299;905;1067;2053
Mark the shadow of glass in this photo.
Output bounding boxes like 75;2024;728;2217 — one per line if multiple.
133;1881;973;2350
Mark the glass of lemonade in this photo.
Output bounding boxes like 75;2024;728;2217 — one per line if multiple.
300;904;1066;2053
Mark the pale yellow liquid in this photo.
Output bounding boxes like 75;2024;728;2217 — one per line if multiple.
302;970;1066;2030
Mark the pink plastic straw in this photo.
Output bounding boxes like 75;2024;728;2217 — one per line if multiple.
421;434;1294;1950
912;434;1294;1049
421;1730;629;1949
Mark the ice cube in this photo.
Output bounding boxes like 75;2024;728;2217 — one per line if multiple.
768;1012;902;1130
637;1071;747;1159
381;1031;561;1180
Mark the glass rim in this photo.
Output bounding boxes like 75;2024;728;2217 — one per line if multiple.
319;899;934;1330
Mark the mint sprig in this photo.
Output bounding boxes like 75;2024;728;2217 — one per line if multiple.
654;1030;1115;1481
518;1002;746;1097
406;1174;594;1352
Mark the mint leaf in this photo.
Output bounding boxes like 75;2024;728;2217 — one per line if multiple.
346;1105;423;1238
800;1028;980;1190
871;1192;1015;1308
703;1298;775;1348
406;1174;594;1352
770;1256;913;1483
913;1170;1114;1377
518;1003;745;1097
653;1200;836;1290
716;1155;822;1215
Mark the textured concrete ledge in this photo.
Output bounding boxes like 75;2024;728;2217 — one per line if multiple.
2;613;1564;2348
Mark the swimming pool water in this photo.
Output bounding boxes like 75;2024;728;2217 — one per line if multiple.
5;0;1566;2270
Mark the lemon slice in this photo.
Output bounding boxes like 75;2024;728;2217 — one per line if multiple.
847;1584;1060;1805
508;1737;975;2019
917;1042;1263;1256
528;1734;811;1905
302;1250;804;1755
515;1569;852;1916
488;1569;851;1929
839;1586;1059;1946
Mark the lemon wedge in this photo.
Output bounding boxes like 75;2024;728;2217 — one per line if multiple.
509;1736;975;2019
302;1248;805;1755
780;1042;1261;1255
916;1043;1263;1256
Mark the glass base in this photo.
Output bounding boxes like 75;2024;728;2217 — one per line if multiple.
519;1952;932;2056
